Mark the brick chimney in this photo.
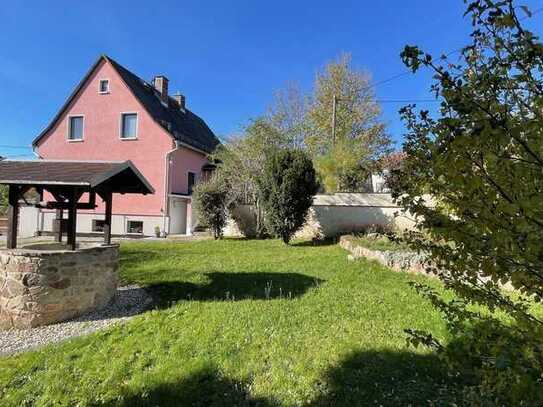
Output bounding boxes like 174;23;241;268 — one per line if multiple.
173;92;186;111
153;75;169;103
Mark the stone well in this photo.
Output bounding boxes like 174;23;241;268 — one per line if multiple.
0;243;119;329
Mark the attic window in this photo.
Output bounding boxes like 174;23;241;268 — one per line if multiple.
99;79;109;93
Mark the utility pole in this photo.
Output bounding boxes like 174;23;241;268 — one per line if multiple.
331;94;339;147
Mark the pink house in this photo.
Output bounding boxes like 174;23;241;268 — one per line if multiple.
31;55;220;236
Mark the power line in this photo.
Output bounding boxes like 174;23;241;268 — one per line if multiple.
369;6;543;92
373;72;412;87
377;99;439;104
0;145;32;149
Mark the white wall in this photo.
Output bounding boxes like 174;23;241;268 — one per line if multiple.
36;211;164;237
223;193;418;239
371;172;390;193
18;206;40;238
18;199;193;238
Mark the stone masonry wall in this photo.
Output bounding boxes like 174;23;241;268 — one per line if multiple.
0;244;119;329
340;236;514;290
339;236;432;277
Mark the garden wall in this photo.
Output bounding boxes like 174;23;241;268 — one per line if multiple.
223;193;418;239
0;244;119;329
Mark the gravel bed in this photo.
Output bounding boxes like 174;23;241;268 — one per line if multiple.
0;285;153;356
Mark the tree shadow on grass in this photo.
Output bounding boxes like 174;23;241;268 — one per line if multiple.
147;271;324;308
289;238;338;247
308;349;469;406
108;365;279;407
106;350;467;406
120;249;163;270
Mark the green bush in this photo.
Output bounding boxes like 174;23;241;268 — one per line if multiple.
193;177;228;239
259;149;319;244
392;1;543;404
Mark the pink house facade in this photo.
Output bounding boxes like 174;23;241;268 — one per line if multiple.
30;55;219;236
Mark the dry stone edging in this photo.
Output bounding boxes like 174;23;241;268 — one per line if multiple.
340;236;518;294
339;235;433;278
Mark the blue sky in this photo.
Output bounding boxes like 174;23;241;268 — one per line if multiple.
1;0;542;159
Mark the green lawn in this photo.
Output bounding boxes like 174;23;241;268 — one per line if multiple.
0;239;465;406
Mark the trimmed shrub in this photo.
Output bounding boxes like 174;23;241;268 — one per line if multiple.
259;149;319;244
193;177;228;239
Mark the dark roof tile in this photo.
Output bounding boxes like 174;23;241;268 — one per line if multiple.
107;57;220;153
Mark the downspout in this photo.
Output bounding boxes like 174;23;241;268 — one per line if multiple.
163;141;180;235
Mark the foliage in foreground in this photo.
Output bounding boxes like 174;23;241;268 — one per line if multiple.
259;149;319;244
0;239;466;406
391;1;543;404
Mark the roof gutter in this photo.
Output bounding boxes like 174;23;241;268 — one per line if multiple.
172;136;210;156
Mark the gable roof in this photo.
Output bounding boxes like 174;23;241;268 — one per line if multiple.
32;55;220;154
0;159;154;194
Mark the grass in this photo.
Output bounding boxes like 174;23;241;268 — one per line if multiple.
349;234;410;252
0;239;466;406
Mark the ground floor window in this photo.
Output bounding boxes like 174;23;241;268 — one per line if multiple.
92;219;105;232
127;220;144;234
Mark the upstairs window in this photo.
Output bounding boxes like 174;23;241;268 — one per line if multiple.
99;79;109;93
68;116;84;140
188;171;196;194
120;113;138;139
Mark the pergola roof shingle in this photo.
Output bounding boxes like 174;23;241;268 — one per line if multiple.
0;160;154;194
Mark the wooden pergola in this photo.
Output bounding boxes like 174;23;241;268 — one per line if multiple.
0;160;154;250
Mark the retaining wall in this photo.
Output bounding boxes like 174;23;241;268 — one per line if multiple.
223;193;421;239
339;235;431;277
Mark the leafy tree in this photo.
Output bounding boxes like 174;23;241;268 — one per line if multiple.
212;118;285;237
390;1;543;403
266;54;391;192
266;82;310;150
306;53;391;191
259;149;318;244
192;176;228;239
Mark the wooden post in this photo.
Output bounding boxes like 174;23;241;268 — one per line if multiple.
67;188;78;251
55;209;63;243
103;191;112;245
6;185;19;249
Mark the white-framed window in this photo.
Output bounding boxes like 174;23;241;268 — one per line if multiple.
127;220;143;234
120;113;138;139
68;115;84;141
92;219;105;232
99;79;109;93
